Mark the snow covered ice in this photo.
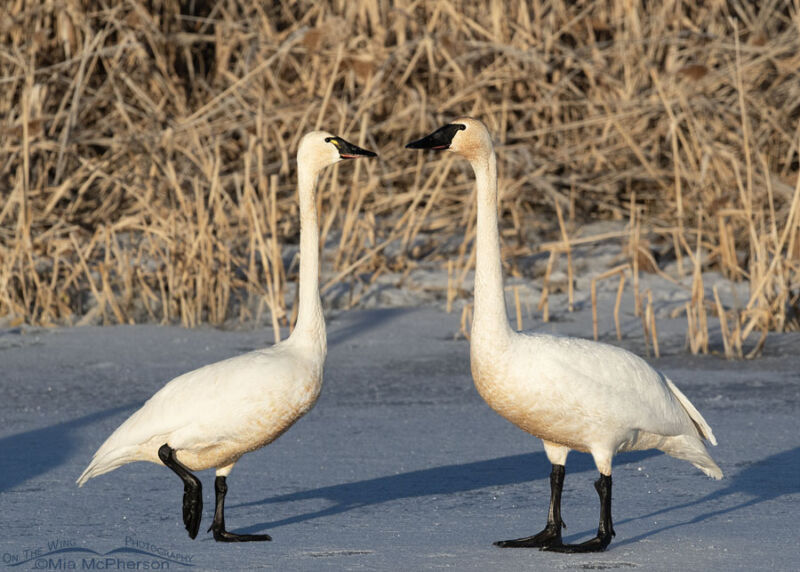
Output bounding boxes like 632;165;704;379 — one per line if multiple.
1;302;799;570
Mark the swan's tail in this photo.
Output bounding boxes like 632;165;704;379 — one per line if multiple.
662;376;722;479
661;434;723;480
665;377;717;445
76;445;140;487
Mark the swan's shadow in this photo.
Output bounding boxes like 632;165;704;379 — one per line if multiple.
233;450;658;535
614;446;800;546
327;307;412;348
0;405;134;493
234;447;799;543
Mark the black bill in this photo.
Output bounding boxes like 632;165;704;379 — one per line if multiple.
405;123;466;150
326;136;377;159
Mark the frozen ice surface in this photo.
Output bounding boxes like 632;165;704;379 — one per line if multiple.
1;304;799;571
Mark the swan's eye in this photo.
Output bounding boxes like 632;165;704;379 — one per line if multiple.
325;137;340;148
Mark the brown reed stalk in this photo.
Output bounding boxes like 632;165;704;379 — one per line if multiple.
591;264;629;342
446;258;455;313
614;272;626;341
553;197;573;312
513;285;522;331
647;289;659;358
538;251;557;323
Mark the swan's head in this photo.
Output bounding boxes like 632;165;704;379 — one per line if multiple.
298;131;377;174
405;117;491;161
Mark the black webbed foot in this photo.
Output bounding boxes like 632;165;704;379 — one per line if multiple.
494;521;563;548
208;526;272;543
495;464;566;549
182;480;203;539
209;476;272;542
540;528;614;553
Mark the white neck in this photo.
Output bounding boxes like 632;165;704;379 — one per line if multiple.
288;166;326;353
469;149;513;345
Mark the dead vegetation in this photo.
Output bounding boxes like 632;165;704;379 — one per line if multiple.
1;1;799;357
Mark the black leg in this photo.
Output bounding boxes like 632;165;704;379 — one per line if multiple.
542;474;616;553
157;444;202;540
494;464;566;548
208;476;272;542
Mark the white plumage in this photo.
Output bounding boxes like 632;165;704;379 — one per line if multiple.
480;334;720;477
407;118;720;553
77;131;376;542
76;343;322;483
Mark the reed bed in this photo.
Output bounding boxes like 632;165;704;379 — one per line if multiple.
2;1;799;356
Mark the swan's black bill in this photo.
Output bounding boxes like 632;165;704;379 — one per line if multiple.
405;123;466;150
326;136;377;159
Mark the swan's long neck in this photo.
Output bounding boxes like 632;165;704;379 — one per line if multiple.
288;166;326;353
470;149;513;345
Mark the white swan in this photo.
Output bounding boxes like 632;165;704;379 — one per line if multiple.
407;118;721;553
77;132;376;542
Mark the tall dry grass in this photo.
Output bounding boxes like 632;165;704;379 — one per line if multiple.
1;1;799;355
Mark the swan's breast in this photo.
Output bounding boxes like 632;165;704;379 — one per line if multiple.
470;345;602;453
237;355;324;448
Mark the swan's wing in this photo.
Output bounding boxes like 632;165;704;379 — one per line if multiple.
515;334;696;436
89;347;293;457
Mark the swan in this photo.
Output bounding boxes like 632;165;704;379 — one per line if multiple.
406;118;721;553
77;131;376;542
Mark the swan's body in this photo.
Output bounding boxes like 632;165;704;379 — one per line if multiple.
474;333;719;477
78;131;375;542
407;118;720;552
78;342;323;478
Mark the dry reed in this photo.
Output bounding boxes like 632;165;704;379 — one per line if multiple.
1;1;799;357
